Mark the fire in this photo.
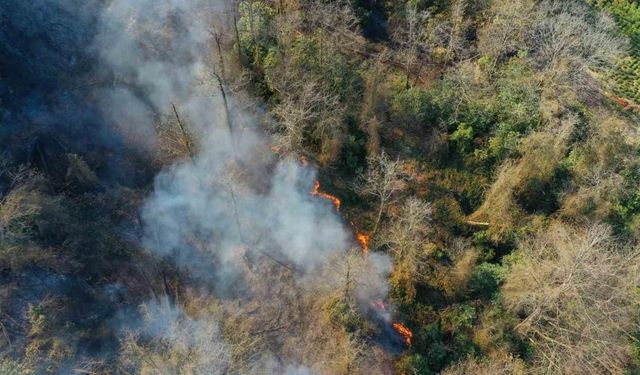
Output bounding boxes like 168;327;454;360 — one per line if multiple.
311;180;341;210
357;232;370;254
372;299;386;311
616;96;631;109
308;179;412;348
393;322;413;346
270;145;309;166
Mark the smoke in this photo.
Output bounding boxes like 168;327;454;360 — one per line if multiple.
1;0;397;371
93;0;397;369
91;0;393;298
120;298;232;374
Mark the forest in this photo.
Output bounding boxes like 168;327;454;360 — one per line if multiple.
1;0;640;374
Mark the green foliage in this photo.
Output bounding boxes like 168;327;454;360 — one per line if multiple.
264;35;362;103
612;57;640;102
396;353;434;375
328;298;368;333
468;263;507;299
484;123;521;161
441;304;476;332
478;58;541;164
6;1;640;373
450;123;474;153
412;323;449;372
592;0;640;102
390;86;436;128
610;167;640;235
493;59;541;132
237;1;276;66
391;56;541;173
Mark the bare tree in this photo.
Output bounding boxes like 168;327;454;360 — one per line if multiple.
391;2;431;86
531;1;624;75
385;197;432;259
502;223;640;374
359;151;407;236
303;0;365;58
119;299;231;375
424;0;471;66
479;0;624;81
443;0;469;64
359;54;391;159
383;197;433;302
270;79;345;161
154;106;196;163
477;0;537;70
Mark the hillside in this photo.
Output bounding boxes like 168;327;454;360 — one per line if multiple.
1;0;640;374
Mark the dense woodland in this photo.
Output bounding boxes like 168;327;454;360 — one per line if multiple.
2;0;640;374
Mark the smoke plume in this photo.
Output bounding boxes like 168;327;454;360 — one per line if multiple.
1;0;397;372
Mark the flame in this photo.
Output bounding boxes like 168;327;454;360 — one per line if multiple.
372;299;386;311
616;96;631;108
357;232;370;254
393;322;413;346
311;180;341;210
308;177;412;348
271;145;282;154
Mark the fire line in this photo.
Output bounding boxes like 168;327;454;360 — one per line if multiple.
356;232;370;254
393;322;413;346
311;180;341;211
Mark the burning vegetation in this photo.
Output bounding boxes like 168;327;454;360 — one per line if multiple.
5;0;640;374
392;323;413;346
356;232;370;254
311;179;341;210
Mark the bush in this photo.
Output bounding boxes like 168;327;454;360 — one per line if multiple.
390;86;435;129
468;263;507;299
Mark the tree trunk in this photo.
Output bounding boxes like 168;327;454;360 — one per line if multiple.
372;196;385;236
214;73;233;135
233;12;245;67
171;103;194;160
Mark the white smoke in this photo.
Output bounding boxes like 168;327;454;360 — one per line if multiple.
93;0;395;371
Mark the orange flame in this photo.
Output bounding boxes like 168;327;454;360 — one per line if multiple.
393;323;413;346
311;180;341;210
357;232;370;254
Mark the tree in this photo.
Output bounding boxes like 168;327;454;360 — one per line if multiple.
0;170;44;245
119;299;231;375
270;79;345;162
384;197;433;303
303;0;365;58
531;1;624;75
155;104;196;163
391;2;431;86
479;0;624;84
429;0;470;65
359;151;407;236
477;0;536;70
502;223;640;374
444;0;469;64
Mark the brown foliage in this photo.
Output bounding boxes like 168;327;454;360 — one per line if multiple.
502;223;640;374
